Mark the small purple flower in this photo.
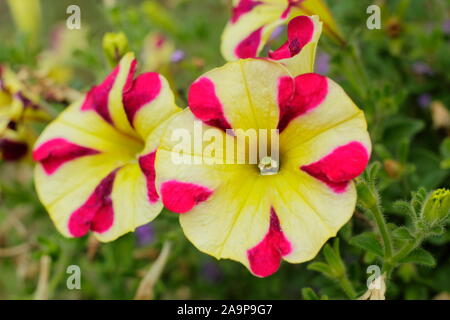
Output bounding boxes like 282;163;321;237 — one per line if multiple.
442;19;450;35
200;261;223;283
269;25;285;41
135;223;155;247
417;93;432;109
315;52;330;75
412;61;433;76
171;50;185;63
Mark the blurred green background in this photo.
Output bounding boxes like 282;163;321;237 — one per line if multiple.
0;0;449;299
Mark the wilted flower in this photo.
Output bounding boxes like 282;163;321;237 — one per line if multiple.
33;53;180;242
358;273;386;300
155;16;371;277
221;0;344;61
0;66;49;161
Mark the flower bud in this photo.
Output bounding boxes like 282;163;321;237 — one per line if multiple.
102;32;129;67
422;189;450;225
383;159;402;179
7;0;41;48
356;180;378;209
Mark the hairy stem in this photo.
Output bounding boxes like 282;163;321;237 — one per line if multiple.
392;234;424;262
370;204;394;259
339;274;357;299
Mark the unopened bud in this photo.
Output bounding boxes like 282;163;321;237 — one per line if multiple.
422;189;450;225
102;32;129;67
356;180;378;209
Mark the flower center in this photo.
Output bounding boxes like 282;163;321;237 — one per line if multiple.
258;156;279;175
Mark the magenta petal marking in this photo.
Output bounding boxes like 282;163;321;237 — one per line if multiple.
160;180;213;214
123;72;162;126
33;138;100;175
81;59;137;124
188;77;232;131
286;16;314;55
268;41;291;60
270;15;314;60
247;208;292;277
282;0;305;19
231;0;262;23
68;170;118;237
81;66;119;124
301;142;370;193
278;73;328;132
235;27;262;59
139;150;159;203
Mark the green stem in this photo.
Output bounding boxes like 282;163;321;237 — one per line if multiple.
338;275;357;299
370;204;394;259
392;234;423;262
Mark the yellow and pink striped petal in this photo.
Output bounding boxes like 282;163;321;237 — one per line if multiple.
33;53;180;242
221;0;343;62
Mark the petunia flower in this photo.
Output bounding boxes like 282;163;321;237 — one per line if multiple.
221;0;344;61
155;16;371;277
0;66;49;161
141;32;177;74
33;53;180;242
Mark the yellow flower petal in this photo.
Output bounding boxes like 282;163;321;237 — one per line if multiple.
188;59;288;131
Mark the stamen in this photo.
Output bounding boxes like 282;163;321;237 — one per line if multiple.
258;156;279;175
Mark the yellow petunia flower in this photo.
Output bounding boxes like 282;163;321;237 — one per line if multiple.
33;53;180;242
155;16;371;277
0;66;49;161
221;0;344;61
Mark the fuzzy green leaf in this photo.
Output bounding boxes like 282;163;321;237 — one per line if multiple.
307;262;334;278
392;227;415;241
301;288;320;300
322;243;343;273
349;232;383;257
399;248;436;267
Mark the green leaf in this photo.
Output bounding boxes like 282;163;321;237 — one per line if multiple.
367;162;381;182
383;117;425;147
392;227;415;241
301;288;320;300
399;248;436;267
440;137;450;159
349;232;383;257
393;200;415;217
322;243;343;273
307;262;334;278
